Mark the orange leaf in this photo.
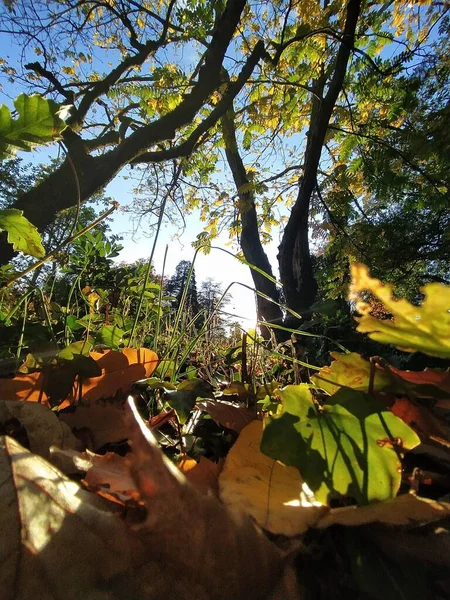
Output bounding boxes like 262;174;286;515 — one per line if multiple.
391;396;450;442
178;456;223;495
196;399;255;432
0;348;158;405
58;400;129;450
388;366;450;397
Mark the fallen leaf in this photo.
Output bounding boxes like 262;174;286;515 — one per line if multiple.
0;371;46;403
179;456;223;495
0;347;158;406
0;436;138;600
390;396;450;442
388;365;450;399
0;399;83;462
261;384;421;505
317;493;450;528
0;407;301;599
58;399;129;450
219;420;327;536
310;352;392;395
125;399;297;599
350;263;450;358
196;399;255;432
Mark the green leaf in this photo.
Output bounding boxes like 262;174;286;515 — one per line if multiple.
165;378;215;424
0;94;66;160
311;352;392;395
0;209;45;258
94;325;124;349
243;129;252;151
350;264;450;358
57;341;91;360
261;384;420;505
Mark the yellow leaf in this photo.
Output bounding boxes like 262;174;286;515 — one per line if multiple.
317;493;450;529
350;264;450;358
219;421;327;536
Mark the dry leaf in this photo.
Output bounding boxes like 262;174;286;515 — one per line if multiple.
0;403;302;600
0;436;139;600
391;396;450;442
317;493;450;528
388;366;450;397
196;399;255;432
0;399;83;461
125;399;299;599
219;421;327;536
58;400;129;450
178;455;223;495
0;348;158;405
50;447;141;504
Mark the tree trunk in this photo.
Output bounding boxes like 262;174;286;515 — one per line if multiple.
278;0;361;313
0;0;251;266
221;108;283;335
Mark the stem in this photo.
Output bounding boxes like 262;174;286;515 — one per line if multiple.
153;244;168;353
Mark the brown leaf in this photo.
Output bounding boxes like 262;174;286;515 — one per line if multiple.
178;455;223;495
58;399;129;451
0;405;302;600
125;398;299;599
0;348;158;406
316;493;450;528
390;396;450;442
0;399;83;462
0;436;138;600
196;398;255;432
388;366;450;397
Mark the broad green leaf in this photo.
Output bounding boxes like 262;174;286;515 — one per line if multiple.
350;263;450;358
0;208;45;257
261;384;420;505
311;352;392;395
94;325;124;349
0;94;66;159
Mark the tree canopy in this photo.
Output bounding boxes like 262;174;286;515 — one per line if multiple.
0;0;448;326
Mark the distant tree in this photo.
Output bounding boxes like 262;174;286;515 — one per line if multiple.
165;260;200;315
198;278;232;343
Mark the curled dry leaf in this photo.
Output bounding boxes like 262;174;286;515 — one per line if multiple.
196;398;255;432
125;399;300;599
49;447;141;505
0;399;82;462
0;401;302;600
0;347;158;405
219;420;327;536
316;492;450;529
0;436;138;600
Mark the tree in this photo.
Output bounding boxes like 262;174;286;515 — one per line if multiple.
0;0;260;264
198;277;231;344
0;0;448;329
165;260;200;314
